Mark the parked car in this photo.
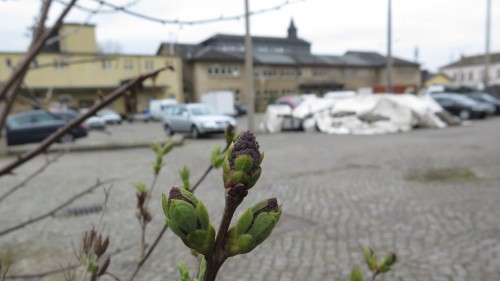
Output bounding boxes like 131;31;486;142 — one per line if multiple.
162;103;237;138
79;108;106;130
234;103;248;116
275;95;304;110
6;110;88;145
431;93;489;120
463;93;500;114
96;108;122;124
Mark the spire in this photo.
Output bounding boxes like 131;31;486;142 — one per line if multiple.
287;18;297;39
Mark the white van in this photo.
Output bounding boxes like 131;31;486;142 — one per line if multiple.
149;99;177;121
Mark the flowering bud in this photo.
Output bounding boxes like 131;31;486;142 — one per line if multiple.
222;130;264;190
162;187;215;255
225;198;281;256
363;247;378;271
378;252;397;273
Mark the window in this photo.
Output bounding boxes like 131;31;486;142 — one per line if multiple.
208;64;240;78
145;60;154;70
344;69;356;78
469;71;474;81
234;90;240;102
54;60;65;70
124;60;133;70
314;68;328;76
102;60;112;70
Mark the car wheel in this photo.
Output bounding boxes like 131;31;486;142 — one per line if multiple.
59;133;75;143
459;110;471;120
190;126;200;139
164;124;173;136
117;120;122;125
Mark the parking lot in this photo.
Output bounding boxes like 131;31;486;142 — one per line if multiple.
1;117;500;281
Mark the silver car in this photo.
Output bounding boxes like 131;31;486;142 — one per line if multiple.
162;103;237;138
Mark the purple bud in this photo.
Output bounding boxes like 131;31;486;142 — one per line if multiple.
254;198;279;218
168;187;194;207
230;131;261;172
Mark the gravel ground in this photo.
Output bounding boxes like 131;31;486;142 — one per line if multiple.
0;117;499;281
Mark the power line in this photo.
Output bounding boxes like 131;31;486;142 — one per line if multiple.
54;0;305;26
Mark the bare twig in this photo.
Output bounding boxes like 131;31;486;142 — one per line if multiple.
0;66;172;177
4;244;134;280
1;264;10;281
0;178;115;237
105;272;122;281
0;150;64;203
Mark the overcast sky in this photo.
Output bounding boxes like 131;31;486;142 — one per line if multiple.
1;0;498;71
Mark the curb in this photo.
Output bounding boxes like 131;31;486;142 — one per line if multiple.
5;135;184;156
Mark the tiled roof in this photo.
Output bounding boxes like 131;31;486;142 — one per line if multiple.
440;52;500;69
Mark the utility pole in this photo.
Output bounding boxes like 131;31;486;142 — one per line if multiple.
484;0;492;87
244;0;255;132
386;0;393;93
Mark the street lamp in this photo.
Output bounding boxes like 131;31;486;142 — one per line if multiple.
484;0;492;87
244;0;255;132
386;0;393;94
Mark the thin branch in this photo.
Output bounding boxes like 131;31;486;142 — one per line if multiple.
4;244;134;280
105;272;122;281
0;178;115;237
126;144;229;281
0;150;64;203
0;66;172;177
81;0;305;25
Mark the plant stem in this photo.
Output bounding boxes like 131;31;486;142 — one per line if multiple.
204;190;245;281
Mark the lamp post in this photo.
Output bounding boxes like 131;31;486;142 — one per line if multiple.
386;0;393;93
244;0;255;132
484;0;492;87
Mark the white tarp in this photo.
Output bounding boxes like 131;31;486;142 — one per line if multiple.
262;94;459;135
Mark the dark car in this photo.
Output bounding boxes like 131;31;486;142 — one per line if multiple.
431;93;489;120
6;110;88;145
464;93;500;114
234;103;248;116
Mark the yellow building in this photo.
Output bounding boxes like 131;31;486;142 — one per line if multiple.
423;73;453;88
0;23;183;115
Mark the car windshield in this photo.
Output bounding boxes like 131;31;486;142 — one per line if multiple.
449;95;478;106
478;93;497;102
190;106;217;116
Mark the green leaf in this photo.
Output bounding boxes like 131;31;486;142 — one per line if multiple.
196;200;210;230
133;182;147;193
162;193;169;216
162;142;173;155
235;234;256;255
170;200;198;233
236;208;254;234
179;166;191;190
178;188;199;205
197;258;207;281
247;213;277;239
187;230;208;248
350;266;364;281
178;261;191;281
234;155;254;173
165;218;187;239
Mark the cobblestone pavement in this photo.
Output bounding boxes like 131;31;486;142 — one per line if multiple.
1;118;500;281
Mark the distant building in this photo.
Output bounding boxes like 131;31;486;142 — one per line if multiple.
440;52;500;89
421;71;453;88
158;20;420;110
0;23;183;115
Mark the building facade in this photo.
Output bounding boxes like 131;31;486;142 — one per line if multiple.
440;52;500;89
158;20;421;110
0;23;183;115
